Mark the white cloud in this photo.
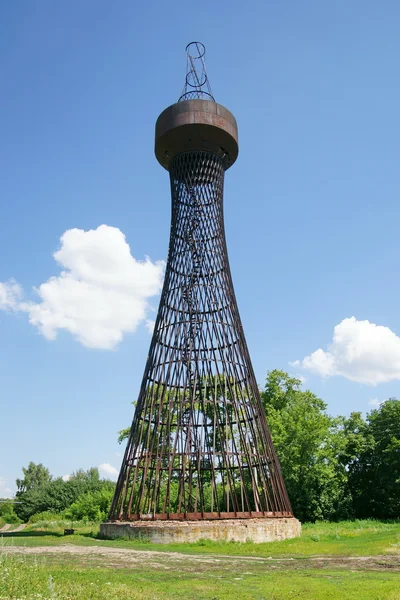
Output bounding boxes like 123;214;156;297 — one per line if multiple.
295;317;400;385
0;280;23;311
145;319;156;334
0;225;165;349
0;477;13;498
62;474;71;482
368;398;382;408
98;463;119;481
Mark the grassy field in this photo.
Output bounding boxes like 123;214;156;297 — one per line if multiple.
1;519;400;599
5;518;400;556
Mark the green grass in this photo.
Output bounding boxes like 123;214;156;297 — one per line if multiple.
1;550;400;600
1;520;400;599
4;519;400;557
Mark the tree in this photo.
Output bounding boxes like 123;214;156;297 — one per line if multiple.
15;462;53;520
16;462;51;494
261;370;351;522
348;399;400;518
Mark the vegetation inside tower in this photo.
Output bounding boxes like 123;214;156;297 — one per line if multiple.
112;376;286;518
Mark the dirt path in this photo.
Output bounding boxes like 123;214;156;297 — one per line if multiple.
0;524;11;532
4;524;27;533
2;544;399;572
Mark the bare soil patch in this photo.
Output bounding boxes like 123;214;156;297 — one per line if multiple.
2;544;400;573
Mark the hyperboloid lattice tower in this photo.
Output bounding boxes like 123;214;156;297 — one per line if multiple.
104;43;299;542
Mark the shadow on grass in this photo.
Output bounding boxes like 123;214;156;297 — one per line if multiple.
1;530;64;538
76;531;102;539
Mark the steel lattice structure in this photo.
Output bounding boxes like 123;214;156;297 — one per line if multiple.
109;43;293;522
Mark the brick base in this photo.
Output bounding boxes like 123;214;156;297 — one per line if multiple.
100;517;301;544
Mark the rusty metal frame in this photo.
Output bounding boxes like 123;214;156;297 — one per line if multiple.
116;511;293;522
178;41;215;102
109;149;293;522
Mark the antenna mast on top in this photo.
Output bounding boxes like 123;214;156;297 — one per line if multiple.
178;42;215;102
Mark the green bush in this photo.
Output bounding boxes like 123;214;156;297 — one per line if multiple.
0;500;21;524
64;488;114;522
28;511;64;524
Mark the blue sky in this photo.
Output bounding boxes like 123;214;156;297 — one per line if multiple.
1;0;400;497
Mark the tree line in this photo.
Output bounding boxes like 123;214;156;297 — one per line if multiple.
262;370;400;521
2;369;399;524
1;466;114;523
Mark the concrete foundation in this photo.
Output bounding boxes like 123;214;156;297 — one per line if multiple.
100;517;301;544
